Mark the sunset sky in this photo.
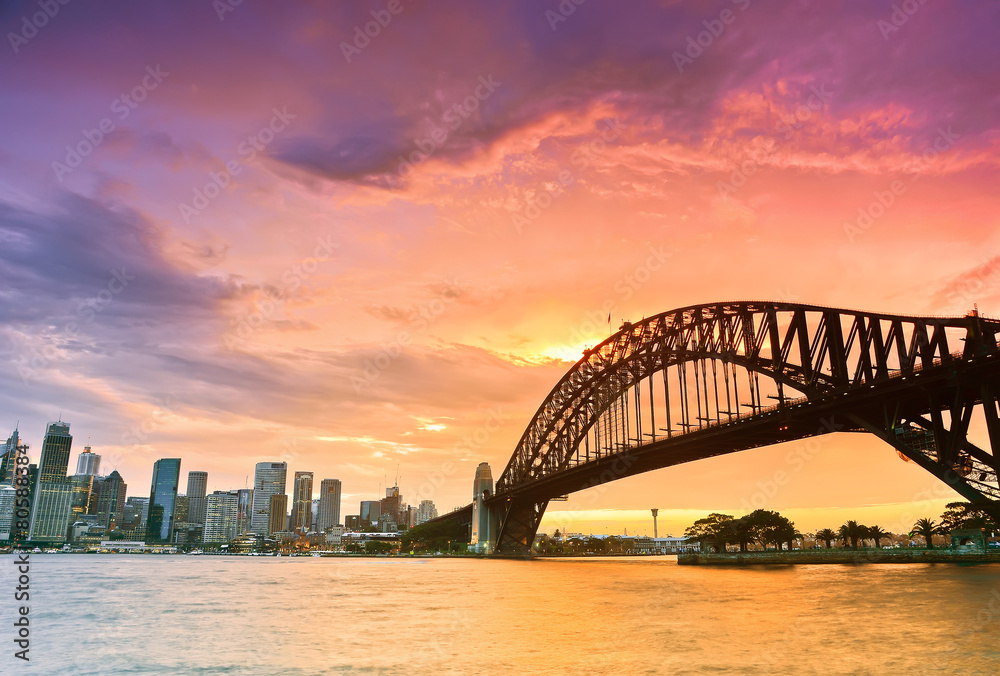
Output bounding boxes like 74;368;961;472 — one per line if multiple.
2;0;999;537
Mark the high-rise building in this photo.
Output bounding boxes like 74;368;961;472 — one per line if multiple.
27;422;74;543
291;471;314;532
74;447;101;476
250;462;287;534
186;471;208;524
0;485;16;540
204;491;239;543
93;471;127;528
173;495;189;523
268;493;288;535
1;427;21;484
69;474;94;524
316;479;342;532
235;488;253;535
416;499;438;525
469;462;494;552
360;500;380;526
380;486;401;527
146;458;181;542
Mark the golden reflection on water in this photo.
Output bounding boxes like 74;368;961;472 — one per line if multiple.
25;555;1000;675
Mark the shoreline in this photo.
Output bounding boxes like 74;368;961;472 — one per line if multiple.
678;550;1000;565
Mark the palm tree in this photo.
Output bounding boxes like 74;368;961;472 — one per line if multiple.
867;525;890;549
815;528;837;549
839;520;865;550
910;518;944;549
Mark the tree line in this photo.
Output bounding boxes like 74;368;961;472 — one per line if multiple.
684;501;999;552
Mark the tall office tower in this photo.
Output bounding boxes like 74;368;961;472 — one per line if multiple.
93;470;127;528
185;471;208;524
250;462;287;534
316;479;342;532
173;495;190;523
416;499;438;525
360;500;380;526
74;447;101;476
27;422;74;543
291;471;314;532
203;491;239;543
146;458;181;542
235;488;253;535
380;485;401;526
69;474;94;524
469;462;494;551
0;485;16;540
267;493;288;535
1;427;20;484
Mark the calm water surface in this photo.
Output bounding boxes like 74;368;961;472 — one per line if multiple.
3;554;1000;675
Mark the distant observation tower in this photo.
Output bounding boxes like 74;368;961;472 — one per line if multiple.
651;508;658;539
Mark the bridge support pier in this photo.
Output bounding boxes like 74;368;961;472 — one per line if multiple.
490;498;549;557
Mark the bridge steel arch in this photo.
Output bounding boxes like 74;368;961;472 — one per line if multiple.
489;302;1000;556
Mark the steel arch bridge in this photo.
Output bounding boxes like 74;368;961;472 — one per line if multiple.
481;301;1000;556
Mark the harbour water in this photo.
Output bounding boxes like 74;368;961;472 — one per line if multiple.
4;555;1000;675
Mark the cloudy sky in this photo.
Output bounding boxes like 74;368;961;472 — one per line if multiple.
2;0;999;536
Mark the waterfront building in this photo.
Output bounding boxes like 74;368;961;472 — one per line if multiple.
250;462;287;534
186;471;208;524
0;426;21;484
204;491;240;543
344;515;360;530
94;471;127;528
469;462;493;553
235;488;253;535
380;486;401;526
146;458;181;542
416;499;438;525
291;471;313;532
316;479;342;532
0;485;15;540
268;493;288;536
74;447;101;476
360;500;380;527
69;473;94;524
27;422;74;543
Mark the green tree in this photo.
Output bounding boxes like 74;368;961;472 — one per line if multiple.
838;521;866;550
867;525;890;549
684;513;735;551
910;518;944;549
815;528;837;549
939;501;998;532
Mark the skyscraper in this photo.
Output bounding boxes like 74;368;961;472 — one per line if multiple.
27;422;74;543
291;471;313;532
69;474;94;524
146;458;181;542
204;491;239;543
316;479;342;532
250;462;287;535
186;471;208;524
360;500;380;526
416;499;438;525
268;493;288;535
74;447;101;476
469;462;493;552
93;470;127;528
235;487;253;535
1;427;21;484
380;485;401;528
